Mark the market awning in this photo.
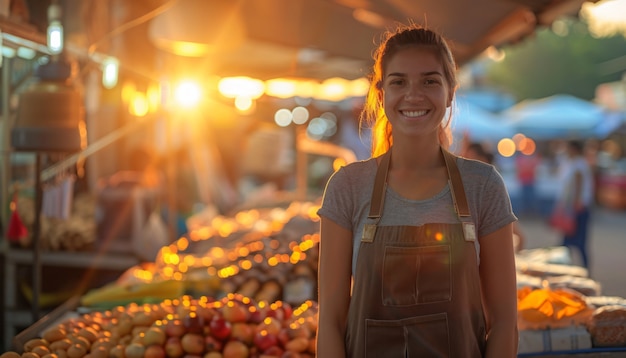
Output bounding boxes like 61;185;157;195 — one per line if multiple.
144;0;593;80
0;0;594;82
503;94;615;139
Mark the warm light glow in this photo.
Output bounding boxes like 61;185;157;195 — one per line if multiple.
121;81;136;104
518;137;537;155
177;237;189;251
266;78;298;98
168;40;212;57
352;8;389;28
234;95;254;112
130;92;149;117
295;81;318;98
498;138;517;157
147;84;161;112
581;0;626;38
174;80;202;108
218;76;265;99
349;77;371;97
47;21;63;54
102;57;119;89
485;46;506;62
317;77;349;102
512;133;527;146
333;158;347;171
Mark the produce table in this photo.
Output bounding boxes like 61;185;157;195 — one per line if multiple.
7;294;626;357
1;245;139;351
10;296;82;352
4;208;626;357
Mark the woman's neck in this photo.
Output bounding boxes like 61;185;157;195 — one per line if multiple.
390;138;444;170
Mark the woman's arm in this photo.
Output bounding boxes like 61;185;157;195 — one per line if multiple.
479;223;519;358
316;217;353;358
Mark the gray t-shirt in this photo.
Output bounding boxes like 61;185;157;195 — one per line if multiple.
317;156;517;274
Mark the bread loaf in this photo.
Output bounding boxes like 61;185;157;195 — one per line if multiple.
587;305;626;347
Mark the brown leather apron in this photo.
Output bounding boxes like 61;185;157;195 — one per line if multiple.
345;148;487;357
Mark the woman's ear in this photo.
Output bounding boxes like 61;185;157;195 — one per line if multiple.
447;93;455;108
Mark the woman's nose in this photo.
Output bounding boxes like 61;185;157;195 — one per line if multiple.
404;84;424;100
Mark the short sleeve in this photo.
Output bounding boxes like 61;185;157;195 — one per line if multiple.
476;166;517;238
317;167;354;231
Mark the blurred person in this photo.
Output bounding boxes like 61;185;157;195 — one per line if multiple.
316;24;518;357
515;152;541;217
553;140;595;270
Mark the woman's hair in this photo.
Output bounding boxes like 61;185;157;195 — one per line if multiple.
360;23;459;157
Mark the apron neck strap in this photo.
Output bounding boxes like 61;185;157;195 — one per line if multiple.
367;147;470;219
367;150;391;220
442;148;470;218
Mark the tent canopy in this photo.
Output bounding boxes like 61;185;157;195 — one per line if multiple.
451;96;515;143
504;94;610;139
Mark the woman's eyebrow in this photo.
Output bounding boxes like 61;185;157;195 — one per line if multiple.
386;71;443;78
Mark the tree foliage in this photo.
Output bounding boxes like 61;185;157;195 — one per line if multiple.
484;18;626;102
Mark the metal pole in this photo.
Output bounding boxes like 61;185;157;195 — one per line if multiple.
32;153;42;322
166;115;176;241
1;57;12;236
295;125;307;201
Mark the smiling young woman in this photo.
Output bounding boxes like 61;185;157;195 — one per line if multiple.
316;24;519;358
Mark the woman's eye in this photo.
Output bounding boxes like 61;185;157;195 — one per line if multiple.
389;79;404;86
424;78;441;85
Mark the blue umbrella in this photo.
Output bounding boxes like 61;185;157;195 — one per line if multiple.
504;94;609;140
450;96;514;143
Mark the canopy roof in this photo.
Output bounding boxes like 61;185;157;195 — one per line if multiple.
1;0;592;82
504;94;610;139
144;0;592;80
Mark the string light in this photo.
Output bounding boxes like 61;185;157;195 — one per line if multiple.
46;3;63;54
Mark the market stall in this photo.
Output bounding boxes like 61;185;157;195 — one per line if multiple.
3;205;626;357
3;1;624;357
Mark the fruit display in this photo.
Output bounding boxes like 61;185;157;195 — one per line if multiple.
2;294;318;357
80;201;321;308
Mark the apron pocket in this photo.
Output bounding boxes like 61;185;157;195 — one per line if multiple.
382;245;451;306
365;313;450;357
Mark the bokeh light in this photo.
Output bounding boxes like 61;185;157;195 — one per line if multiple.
498;138;517;157
174;80;202;108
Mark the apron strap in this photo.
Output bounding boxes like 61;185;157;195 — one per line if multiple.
367;150;391;220
442;149;471;218
368;148;470;219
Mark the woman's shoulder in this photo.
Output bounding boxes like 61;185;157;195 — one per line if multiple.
337;157;377;175
326;157;377;187
456;155;497;175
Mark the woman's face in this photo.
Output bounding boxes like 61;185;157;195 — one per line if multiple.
381;46;452;140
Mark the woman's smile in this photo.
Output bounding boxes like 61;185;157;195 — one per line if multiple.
400;109;429;118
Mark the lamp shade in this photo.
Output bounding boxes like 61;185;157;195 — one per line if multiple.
11;58;87;152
